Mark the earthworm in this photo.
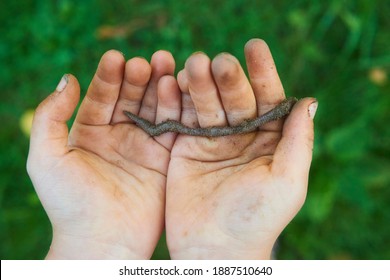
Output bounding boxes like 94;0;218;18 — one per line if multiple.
123;97;298;137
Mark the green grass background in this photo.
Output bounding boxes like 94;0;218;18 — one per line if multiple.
1;0;389;259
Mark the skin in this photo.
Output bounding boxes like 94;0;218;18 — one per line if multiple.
165;39;316;259
27;50;181;259
27;39;316;260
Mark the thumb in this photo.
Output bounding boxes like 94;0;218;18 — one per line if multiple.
28;74;80;161
272;97;318;183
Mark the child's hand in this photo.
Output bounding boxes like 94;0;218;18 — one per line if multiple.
27;50;181;259
165;39;317;259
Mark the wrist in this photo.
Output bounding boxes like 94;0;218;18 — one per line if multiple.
46;233;147;260
169;245;274;260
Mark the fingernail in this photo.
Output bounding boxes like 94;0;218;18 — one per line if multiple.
191;51;206;56
308;100;318;119
56;74;69;92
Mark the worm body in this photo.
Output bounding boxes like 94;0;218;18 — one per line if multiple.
124;97;298;137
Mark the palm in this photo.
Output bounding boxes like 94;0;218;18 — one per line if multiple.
68;124;169;255
44;123;169;258
28;50;179;259
165;39;313;259
167;132;302;258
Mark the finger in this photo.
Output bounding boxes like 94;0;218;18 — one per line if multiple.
28;74;80;163
155;75;181;150
211;53;257;126
177;69;189;93
177;69;198;127
75;50;125;125
186;52;226;127
111;57;152;123
244;39;285;130
272;98;317;184
138;50;175;122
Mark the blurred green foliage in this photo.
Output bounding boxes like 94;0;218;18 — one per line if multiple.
1;0;389;259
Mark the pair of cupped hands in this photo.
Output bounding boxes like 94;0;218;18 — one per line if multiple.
27;39;317;259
